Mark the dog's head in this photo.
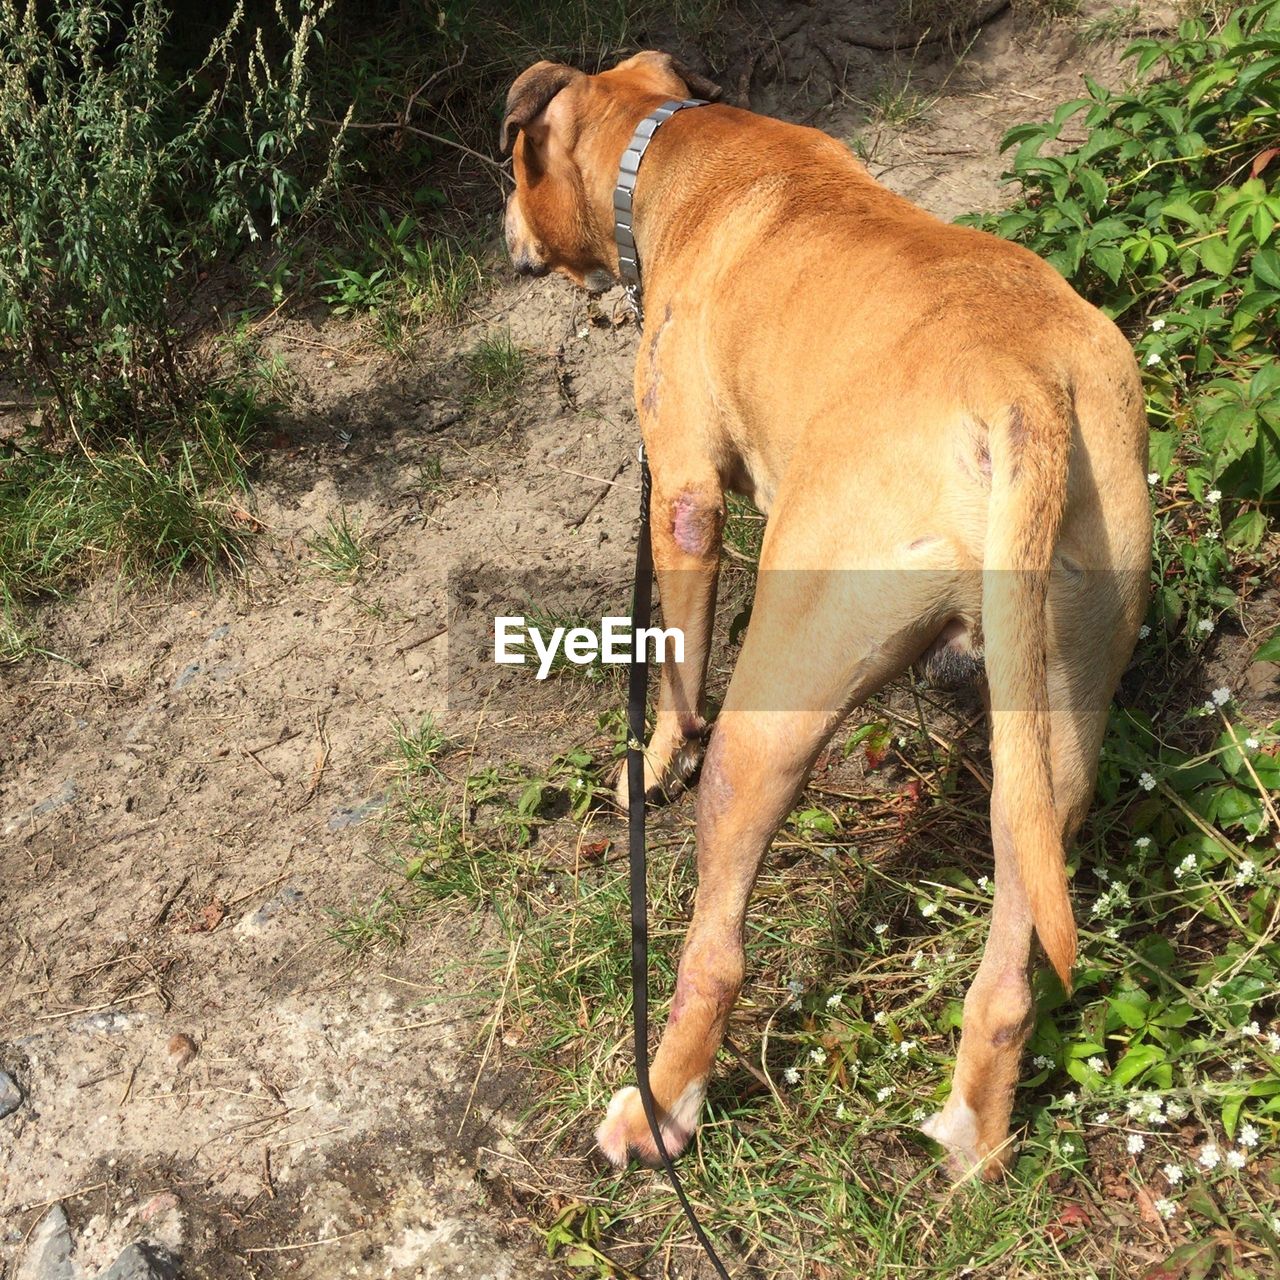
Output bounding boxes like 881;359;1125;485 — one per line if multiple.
499;51;721;291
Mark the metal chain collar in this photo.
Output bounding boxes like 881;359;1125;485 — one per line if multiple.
613;98;708;329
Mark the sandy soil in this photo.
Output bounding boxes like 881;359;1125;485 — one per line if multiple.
1;4;1178;1275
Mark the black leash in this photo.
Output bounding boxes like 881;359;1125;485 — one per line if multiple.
616;95;732;1279
627;450;732;1280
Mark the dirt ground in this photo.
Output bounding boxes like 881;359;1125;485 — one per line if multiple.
1;4;1183;1276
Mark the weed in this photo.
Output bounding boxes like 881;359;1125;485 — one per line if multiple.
465;331;530;409
391;716;449;781
326;890;404;951
1078;3;1143;44
866;73;938;128
309;508;371;583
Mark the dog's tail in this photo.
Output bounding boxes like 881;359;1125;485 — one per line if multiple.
982;389;1076;988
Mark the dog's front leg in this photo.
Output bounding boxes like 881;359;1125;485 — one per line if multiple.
615;468;724;808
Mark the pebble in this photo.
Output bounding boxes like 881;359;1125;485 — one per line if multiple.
167;1033;198;1070
0;1067;22;1118
15;1204;73;1280
327;796;386;831
97;1242;181;1280
236;885;304;935
171;662;202;690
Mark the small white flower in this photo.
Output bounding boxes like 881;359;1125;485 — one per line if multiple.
1244;1021;1261;1038
836;1101;848;1120
1174;854;1197;881
1145;351;1162;367
1235;860;1256;886
1239;1123;1259;1148
1147;471;1161;485
920;902;937;918
1266;1031;1280;1053
1227;1149;1247;1170
1212;686;1231;706
1244;737;1259;751
1150;317;1166;331
1139;772;1157;791
784;1067;800;1085
1204;528;1219;540
826;992;843;1009
1033;1055;1053;1070
874;1011;887;1025
1231;1056;1249;1075
872;923;888;936
1094;1111;1111;1125
976;875;989;891
1061;1091;1077;1106
788;979;804;996
898;1040;916;1056
1127;1133;1146;1154
1098;868;1111;882
1138;624;1151;639
810;1047;827;1065
1127;1099;1144;1118
1206;488;1222;504
1165;1100;1188;1122
1199;1144;1221;1170
1163;1163;1183;1184
1155;1198;1177;1220
1197;618;1215;633
1088;1057;1106;1073
876;1085;894;1101
1135;836;1152;850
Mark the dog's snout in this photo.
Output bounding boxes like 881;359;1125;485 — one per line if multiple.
511;251;549;278
504;195;549;277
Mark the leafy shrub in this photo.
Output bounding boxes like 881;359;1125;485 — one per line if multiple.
0;0;337;438
963;0;1280;556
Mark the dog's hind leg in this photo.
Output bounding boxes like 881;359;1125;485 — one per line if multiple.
922;565;1143;1179
597;546;947;1167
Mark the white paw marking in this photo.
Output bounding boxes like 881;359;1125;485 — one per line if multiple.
921;1097;981;1169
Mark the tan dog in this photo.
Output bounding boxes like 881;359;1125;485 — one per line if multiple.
501;51;1151;1179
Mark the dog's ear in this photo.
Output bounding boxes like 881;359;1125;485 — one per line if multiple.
500;61;583;155
624;51;723;103
662;53;723;103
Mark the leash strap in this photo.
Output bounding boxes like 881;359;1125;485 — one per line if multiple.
628;451;731;1280
618;96;732;1279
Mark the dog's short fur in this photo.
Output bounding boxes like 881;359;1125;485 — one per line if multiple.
501;51;1151;1179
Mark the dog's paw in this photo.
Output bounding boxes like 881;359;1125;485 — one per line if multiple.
614;732;705;810
920;1102;1013;1182
595;1082;705;1169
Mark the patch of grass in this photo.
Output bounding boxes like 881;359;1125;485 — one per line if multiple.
1078;3;1143;44
326;889;405;952
309;507;372;583
866;73;939;129
0;380;262;611
391;715;450;781
465;331;530;410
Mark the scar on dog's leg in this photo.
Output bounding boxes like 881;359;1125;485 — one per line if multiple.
615;474;724;808
599;553;939;1167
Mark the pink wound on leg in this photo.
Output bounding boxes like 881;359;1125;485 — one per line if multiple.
671;492;720;556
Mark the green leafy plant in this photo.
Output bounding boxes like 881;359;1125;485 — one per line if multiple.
963;1;1280;552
